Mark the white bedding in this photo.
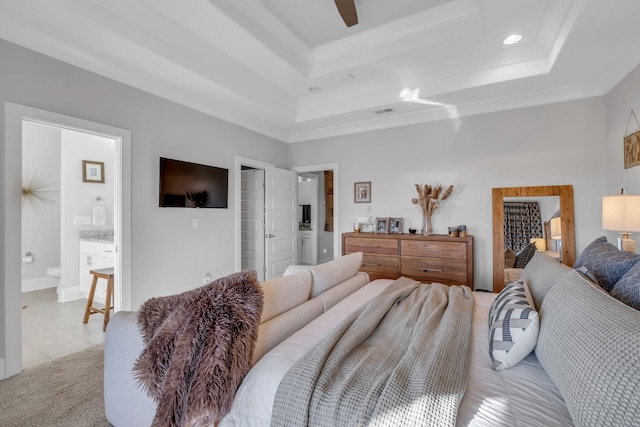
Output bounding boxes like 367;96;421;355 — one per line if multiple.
219;281;574;427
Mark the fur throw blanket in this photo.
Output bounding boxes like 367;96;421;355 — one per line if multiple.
134;270;263;427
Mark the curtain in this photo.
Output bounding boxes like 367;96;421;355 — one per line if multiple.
504;202;543;252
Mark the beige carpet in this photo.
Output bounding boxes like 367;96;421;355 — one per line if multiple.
0;344;111;427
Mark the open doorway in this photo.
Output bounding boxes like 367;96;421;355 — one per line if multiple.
2;103;131;379
236;157;297;281
292;164;339;265
21;120;117;368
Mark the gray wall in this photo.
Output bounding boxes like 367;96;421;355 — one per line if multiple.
0;38;289;359
289;98;609;290
605;63;640;247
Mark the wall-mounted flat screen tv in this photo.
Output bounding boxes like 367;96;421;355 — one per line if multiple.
159;157;228;208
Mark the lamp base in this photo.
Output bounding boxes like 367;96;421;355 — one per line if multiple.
618;237;636;253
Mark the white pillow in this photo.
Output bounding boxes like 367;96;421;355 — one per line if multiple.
488;280;539;371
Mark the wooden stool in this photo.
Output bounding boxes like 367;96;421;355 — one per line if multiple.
83;267;114;332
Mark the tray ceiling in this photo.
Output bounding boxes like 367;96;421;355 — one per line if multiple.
1;0;640;142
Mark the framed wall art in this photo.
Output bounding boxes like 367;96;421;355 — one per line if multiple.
624;130;640;169
354;181;371;203
82;160;105;183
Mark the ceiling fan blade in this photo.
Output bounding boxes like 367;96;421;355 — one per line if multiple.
334;0;358;27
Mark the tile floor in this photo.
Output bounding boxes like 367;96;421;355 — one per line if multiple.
21;288;105;369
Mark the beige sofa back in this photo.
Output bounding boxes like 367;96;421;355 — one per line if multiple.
253;253;367;364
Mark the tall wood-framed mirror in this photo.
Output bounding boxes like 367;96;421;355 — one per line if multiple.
492;185;576;292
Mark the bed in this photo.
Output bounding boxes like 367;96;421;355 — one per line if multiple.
220;279;573;426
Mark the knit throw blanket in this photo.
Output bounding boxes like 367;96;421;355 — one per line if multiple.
134;270;263;427
271;277;474;427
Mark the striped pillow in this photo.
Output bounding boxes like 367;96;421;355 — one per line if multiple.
488;280;539;370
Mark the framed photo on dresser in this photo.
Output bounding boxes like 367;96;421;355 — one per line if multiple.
375;217;389;233
389;217;403;234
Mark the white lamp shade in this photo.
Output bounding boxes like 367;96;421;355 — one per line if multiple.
602;195;640;232
530;237;546;251
550;217;562;239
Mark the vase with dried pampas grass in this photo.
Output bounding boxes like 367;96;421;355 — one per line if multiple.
411;183;453;235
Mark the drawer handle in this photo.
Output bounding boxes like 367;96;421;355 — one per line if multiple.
422;268;443;272
362;263;382;267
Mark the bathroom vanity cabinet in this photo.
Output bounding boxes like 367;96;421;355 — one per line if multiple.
79;240;114;304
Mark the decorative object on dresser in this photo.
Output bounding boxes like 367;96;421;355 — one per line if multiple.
492;185;575;293
374;217;389;233
389;217;403;234
602;188;640;253
354;181;371;203
342;232;474;288
411;183;453;235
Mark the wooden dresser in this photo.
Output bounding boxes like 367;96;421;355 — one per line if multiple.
342;232;474;289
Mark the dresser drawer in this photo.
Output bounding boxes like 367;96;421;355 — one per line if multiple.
401;256;467;285
401;240;467;260
344;237;398;255
360;254;399;279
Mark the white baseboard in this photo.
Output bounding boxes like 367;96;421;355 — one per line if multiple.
21;277;57;293
57;286;86;303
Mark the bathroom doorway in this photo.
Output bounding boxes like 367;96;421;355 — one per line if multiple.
21;120;116;368
292;164;339;265
3;103;132;378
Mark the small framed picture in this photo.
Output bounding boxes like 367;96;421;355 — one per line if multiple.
375;217;389;234
354;181;371;203
624;130;640;169
389;217;403;234
82;160;105;183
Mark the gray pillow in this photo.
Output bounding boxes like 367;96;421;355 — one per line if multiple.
573;236;640;292
514;243;537;268
504;248;516;268
610;262;640;311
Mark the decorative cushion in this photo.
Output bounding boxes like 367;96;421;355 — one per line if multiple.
610;262;640;311
504;248;516;268
573;236;640;291
488;280;539;371
514;242;537;268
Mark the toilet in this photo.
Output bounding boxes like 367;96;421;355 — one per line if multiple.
46;266;61;283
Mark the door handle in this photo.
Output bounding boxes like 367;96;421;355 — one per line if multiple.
266;233;277;238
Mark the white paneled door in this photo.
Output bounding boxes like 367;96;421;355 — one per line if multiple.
241;169;266;281
265;167;297;279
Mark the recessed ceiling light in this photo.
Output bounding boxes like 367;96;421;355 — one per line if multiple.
308;86;321;93
503;34;522;45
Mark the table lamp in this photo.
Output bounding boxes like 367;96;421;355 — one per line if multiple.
602;189;640;253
